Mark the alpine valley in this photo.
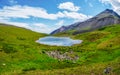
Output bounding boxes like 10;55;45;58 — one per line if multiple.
0;9;120;75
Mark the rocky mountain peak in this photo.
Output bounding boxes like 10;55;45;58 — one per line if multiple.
51;9;120;35
96;9;120;18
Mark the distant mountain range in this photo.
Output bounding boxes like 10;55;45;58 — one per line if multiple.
51;9;120;35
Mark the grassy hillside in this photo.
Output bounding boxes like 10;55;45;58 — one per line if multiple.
0;24;120;75
0;24;72;74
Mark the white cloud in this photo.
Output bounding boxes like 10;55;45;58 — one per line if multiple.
62;11;92;21
0;17;53;34
32;23;57;34
0;5;91;21
58;2;80;12
0;18;30;29
0;5;64;20
7;22;30;28
0;17;9;22
99;0;120;15
0;19;54;34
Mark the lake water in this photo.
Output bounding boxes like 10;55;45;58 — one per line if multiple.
36;36;82;46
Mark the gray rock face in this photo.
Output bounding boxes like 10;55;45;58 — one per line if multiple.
51;9;120;35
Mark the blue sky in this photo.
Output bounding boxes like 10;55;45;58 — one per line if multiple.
0;0;120;34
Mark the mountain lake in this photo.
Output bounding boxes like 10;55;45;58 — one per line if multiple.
36;36;82;46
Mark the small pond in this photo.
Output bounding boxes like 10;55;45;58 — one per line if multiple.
36;36;82;46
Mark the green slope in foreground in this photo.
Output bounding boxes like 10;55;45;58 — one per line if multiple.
0;24;120;75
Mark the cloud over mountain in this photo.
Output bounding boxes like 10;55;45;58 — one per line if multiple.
99;0;120;15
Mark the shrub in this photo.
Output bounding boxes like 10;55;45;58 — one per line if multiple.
2;44;17;53
22;67;36;72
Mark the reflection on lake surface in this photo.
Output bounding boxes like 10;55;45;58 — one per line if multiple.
36;36;82;46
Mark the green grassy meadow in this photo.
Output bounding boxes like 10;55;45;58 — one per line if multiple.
0;24;120;75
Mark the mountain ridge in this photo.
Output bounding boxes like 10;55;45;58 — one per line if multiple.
51;9;120;35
